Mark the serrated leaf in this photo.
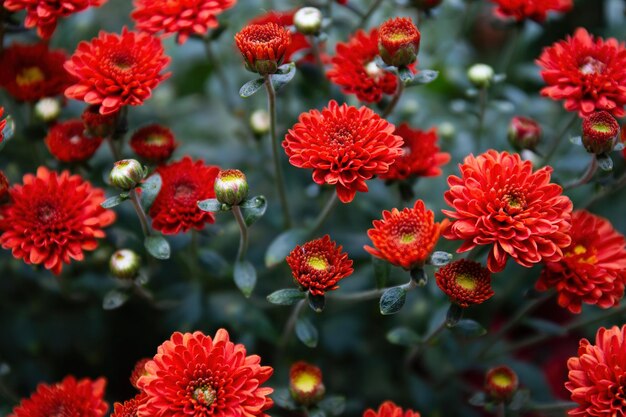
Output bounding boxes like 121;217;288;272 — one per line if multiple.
144;235;171;260
407;69;439;86
102;290;129;310
265;228;310;268
140;173;162;212
308;293;325;313
197;198;224;212
295;317;318;348
398;66;414;84
372;256;390;289
239;78;265;98
379;287;406;315
101;194;128;208
387;327;421;346
241;195;267;226
524;318;567;336
598;154;614;171
271;63;297;92
318;396;346;416
266;288;306;305
234;260;256;297
450;319;487;338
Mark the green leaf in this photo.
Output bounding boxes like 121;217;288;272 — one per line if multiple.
295;317;318;348
1;116;15;144
428;251;453;267
144;235;171;260
272;388;298;410
266;288;306;305
198;249;229;278
102;290;129;310
140;173;162;212
318;396;346;416
407;69;439;86
386;327;421;346
569;135;583;145
450;319;487;338
468;392;487;406
239;78;265;98
398;66;414;84
308;293;325;313
265;228;310;268
598;154;614;171
241;195;267;226
234;260;257;297
271;63;297;92
101;194;128;208
309;408;327;417
524;318;567;336
445;304;464;327
372;256;390;289
197;198;224;212
379;287;407;315
374;55;394;71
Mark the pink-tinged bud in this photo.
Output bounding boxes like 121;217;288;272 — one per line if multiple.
582;111;619;155
289;361;326;406
82;105;118;138
485;366;518;402
508;116;542;151
109;159;145;190
378;17;421;67
214;169;249;206
109;249;141;279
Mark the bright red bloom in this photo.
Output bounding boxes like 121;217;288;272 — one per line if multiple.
365;200;445;270
149;157;220;235
537;28;626;118
0;167;116;275
130;124;178;163
112;393;146;417
363;401;421;417
286;235;354;296
443;150;572;273
283;100;403;203
131;0;236;44
249;10;311;64
235;23;291;75
9;376;108;417
130;358;151;389
379;124;450;181
4;0;107;39
378;17;421;67
0;43;73;102
536;210;626;314
137;329;273;417
65;28;171;115
0;171;9;202
435;259;494;308
491;0;572;23
44;120;103;163
567;325;626;416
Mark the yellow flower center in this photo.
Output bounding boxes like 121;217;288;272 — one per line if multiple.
16;66;44;86
308;256;328;271
293;371;319;393
400;233;416;244
566;244;597;264
193;385;217;406
145;134;168;145
455;273;477;291
592;123;612;134
491;372;513;388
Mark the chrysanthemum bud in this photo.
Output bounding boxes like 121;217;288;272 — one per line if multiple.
82;105;118;138
0;170;9;203
582;111;620;155
413;0;443;10
435;259;494;308
508;116;542;151
109;249;141;279
34;97;61;123
378;17;421;68
235;23;291;75
289;361;326;406
109;159;145;190
250;109;270;135
294;7;323;35
485;366;519;402
214;169;249;206
467;63;495;88
438;122;456;140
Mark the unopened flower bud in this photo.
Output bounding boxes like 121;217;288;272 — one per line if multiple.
294;7;323;35
82;105;118;138
109;159;145;190
468;64;494;88
250;110;270;135
438;122;456;140
289;361;325;406
582;111;619;155
214;169;249;206
508;116;542;151
235;23;290;76
109;249;141;279
378;17;421;67
34;98;61;123
485;365;518;402
413;0;443;10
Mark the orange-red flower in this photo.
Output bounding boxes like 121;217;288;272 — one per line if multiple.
536;210;626;314
149;157;220;235
4;0;107;39
111;393;147;417
129;358;151;389
249;10;312;63
286;235;354;296
443;150;572;273
9;376;108;417
283;100;403;203
491;0;572;22
0;167;115;275
365;200;444;270
567;325;626;416
235;23;291;75
0;43;73;102
131;0;236;44
435;259;494;308
363;401;421;417
65;28;171;115
45;120;103;163
379;124;450;181
537;28;626;118
289;361;325;405
137;329;273;417
378;17;421;67
130;124;177;163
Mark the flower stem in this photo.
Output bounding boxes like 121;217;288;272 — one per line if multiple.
264;75;293;229
232;205;249;262
330;277;417;302
542;113;578;166
279;298;306;349
406;318;448;366
496;403;506;417
564;156;598;191
475;87;488;152
129;188;151;237
307;35;325;75
382;77;404;118
107;106;128;160
583;172;626;209
310;192;338;234
358;0;384;28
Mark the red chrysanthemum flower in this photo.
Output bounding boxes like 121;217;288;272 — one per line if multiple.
485;366;519;402
0;167;116;275
130;358;151;390
491;0;572;22
327;29;414;103
443;150;573;273
130;124;178;163
378;17;421;67
249;10;312;63
0;43;73;102
137;329;274;417
379;124;450;181
581;111;620;155
0;171;9;202
44;120;103;163
149;157;220;235
365;200;445;270
283;100;403;203
567;325;626;416
112;393;147;417
537;28;626;118
363;401;421;417
536;210;626;314
289;361;325;405
131;0;236;44
9;376;108;417
4;0;107;39
235;23;291;75
286;235;354;296
435;259;494;308
508;116;542;151
65;28;171;115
